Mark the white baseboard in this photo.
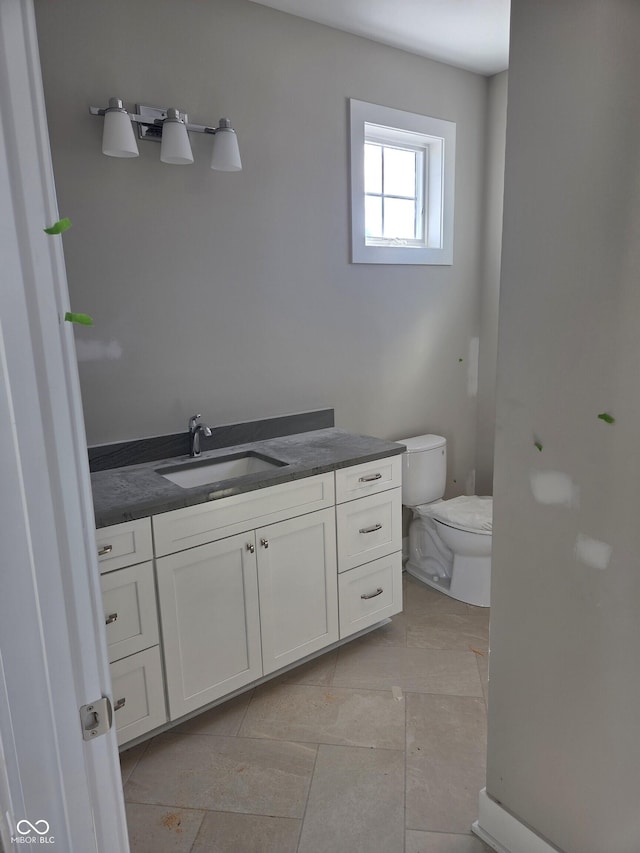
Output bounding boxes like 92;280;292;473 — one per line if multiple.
472;789;559;853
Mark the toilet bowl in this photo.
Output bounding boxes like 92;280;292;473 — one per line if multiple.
398;434;492;607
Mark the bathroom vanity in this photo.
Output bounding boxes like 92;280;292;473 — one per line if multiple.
91;420;404;747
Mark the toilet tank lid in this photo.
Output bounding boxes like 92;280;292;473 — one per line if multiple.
397;434;446;453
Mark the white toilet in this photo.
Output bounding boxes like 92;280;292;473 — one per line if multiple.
399;434;492;607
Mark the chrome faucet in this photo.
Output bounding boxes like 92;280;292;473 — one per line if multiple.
188;413;212;457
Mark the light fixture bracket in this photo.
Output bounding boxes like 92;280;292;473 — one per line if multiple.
135;104;189;142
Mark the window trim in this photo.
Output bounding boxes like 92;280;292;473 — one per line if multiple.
350;99;456;266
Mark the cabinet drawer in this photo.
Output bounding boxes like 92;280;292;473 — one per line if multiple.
336;487;402;572
153;473;335;557
96;518;153;573
335;456;402;504
100;562;159;663
110;646;166;747
338;552;403;639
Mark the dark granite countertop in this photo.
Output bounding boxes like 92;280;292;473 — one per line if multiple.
91;428;405;528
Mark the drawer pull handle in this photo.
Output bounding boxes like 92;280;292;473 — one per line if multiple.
359;473;382;483
246;542;255;554
98;545;113;557
359;523;382;534
105;612;118;625
260;538;269;549
361;587;384;600
114;698;126;712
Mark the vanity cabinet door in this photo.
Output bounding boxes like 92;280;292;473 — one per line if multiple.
256;508;338;676
156;533;262;720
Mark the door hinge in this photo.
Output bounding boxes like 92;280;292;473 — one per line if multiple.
80;697;113;741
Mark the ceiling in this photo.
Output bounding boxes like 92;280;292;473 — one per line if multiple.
248;0;510;76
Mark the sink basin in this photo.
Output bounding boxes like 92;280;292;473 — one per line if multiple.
157;451;287;489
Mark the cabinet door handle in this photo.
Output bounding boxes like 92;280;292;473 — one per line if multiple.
114;698;126;712
246;542;255;553
98;545;113;557
260;538;269;549
359;523;382;534
105;612;118;625
358;473;382;483
361;587;384;600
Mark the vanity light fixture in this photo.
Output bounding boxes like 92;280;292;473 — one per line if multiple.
89;98;242;171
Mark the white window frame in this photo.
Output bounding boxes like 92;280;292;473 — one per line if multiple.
364;133;426;247
350;99;456;265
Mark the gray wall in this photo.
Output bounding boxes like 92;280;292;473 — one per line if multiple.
475;70;507;496
35;0;489;496
487;2;640;851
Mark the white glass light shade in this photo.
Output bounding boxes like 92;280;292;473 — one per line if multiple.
160;115;194;165
210;127;242;172
102;107;139;158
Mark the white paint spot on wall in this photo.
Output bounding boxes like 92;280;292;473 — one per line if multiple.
530;470;580;508
467;337;479;397
574;534;612;571
75;339;123;362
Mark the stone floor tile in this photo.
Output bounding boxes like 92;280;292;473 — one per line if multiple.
239;682;405;749
465;604;490;627
172;690;253;737
298;744;404;853
406;610;489;652
406;694;487;764
403;575;469;616
124;732;316;817
406;756;486;834
406;829;493;852
191;811;301;853
125;803;205;853
274;649;338;686
333;643;483;697
120;742;150;785
405;692;486;833
361;612;408;646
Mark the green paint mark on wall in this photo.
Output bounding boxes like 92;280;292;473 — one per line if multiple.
44;217;72;235
64;311;93;326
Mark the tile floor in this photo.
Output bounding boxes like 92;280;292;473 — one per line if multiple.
120;573;492;852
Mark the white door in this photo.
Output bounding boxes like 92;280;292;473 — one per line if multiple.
156;533;262;719
0;0;129;849
257;508;339;675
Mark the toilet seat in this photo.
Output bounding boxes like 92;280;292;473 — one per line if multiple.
420;495;492;535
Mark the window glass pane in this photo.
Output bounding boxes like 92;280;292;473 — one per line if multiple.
383;147;416;198
364;143;382;194
365;195;382;238
383;197;416;239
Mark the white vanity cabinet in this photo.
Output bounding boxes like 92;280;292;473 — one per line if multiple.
97;518;167;745
335;458;403;638
94;457;402;744
152;473;338;720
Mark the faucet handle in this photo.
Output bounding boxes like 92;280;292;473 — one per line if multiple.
188;413;202;431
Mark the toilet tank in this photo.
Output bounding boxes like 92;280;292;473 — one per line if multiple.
397;434;447;507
